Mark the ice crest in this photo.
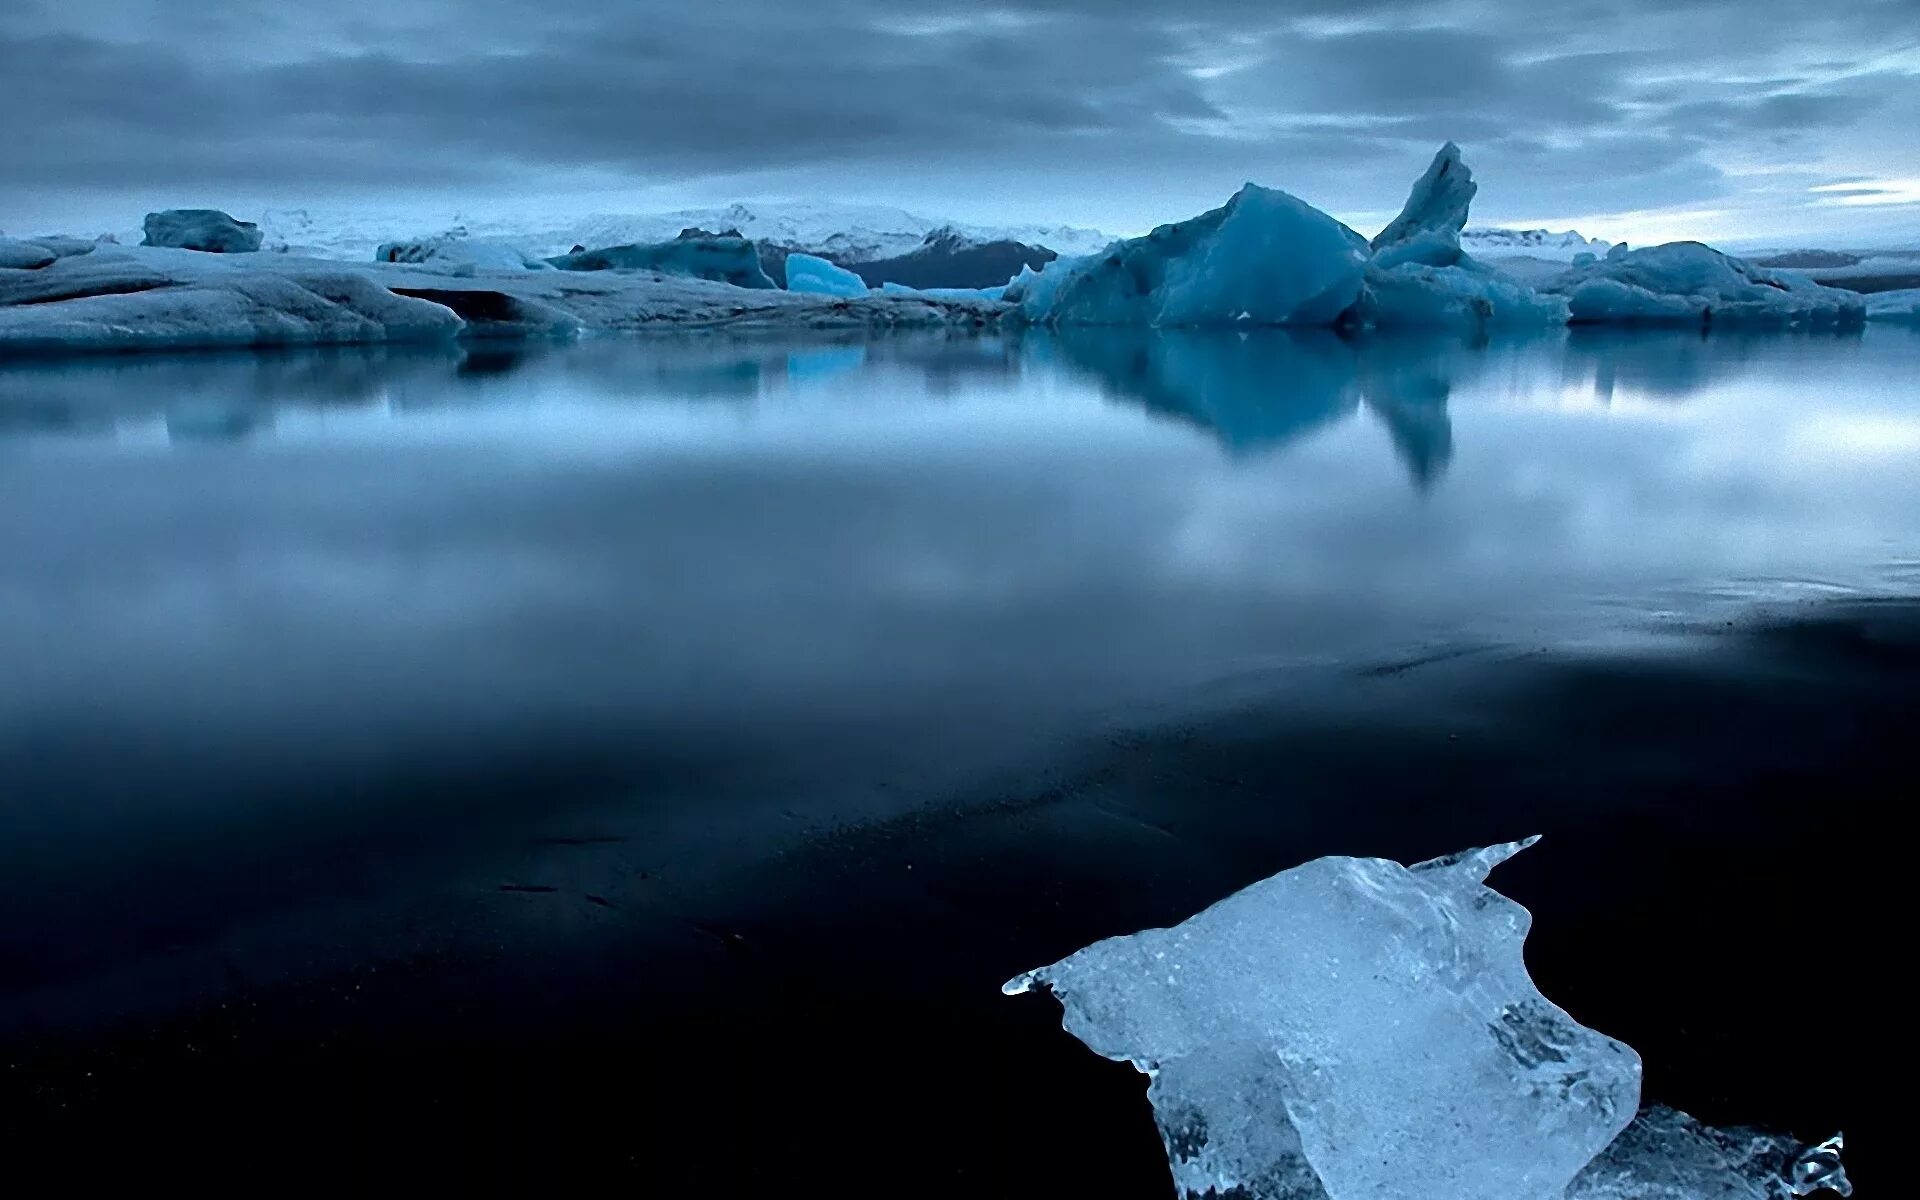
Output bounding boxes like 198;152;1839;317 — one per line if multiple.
1006;837;1642;1200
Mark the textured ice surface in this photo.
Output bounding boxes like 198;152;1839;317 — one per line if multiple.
1549;243;1866;326
1006;839;1642;1199
1568;1107;1851;1198
1020;184;1368;327
140;209;263;253
1008;839;1853;1199
784;252;871;297
0;245;1005;353
1363;259;1571;329
546;236;778;289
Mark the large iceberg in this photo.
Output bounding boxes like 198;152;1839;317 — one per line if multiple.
1006;839;1849;1200
1017;184;1369;327
1547;243;1866;327
546;234;778;289
140;209;263;253
783;252;870;298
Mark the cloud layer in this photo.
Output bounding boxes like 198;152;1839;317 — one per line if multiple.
4;0;1916;241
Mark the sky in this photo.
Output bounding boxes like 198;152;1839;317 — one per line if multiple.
3;0;1917;246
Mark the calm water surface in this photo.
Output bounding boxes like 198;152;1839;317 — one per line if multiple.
0;327;1911;1185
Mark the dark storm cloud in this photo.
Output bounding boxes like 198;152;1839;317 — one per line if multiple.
2;0;1916;236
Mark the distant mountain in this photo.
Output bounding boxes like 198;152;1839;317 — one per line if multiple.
1460;227;1613;260
845;228;1057;291
254;202;1114;267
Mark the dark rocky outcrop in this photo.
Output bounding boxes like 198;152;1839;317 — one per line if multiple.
845;228;1055;291
545;236;777;289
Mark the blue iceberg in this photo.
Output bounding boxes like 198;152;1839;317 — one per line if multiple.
783;252;869;298
1017;185;1369;327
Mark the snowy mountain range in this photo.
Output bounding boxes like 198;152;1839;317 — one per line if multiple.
253;202;1116;265
1458;227;1613;260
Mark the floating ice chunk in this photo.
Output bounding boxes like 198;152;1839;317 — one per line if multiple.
1567;1106;1851;1198
546;235;777;289
783;252;870;297
1371;141;1477;256
141;209;263;253
1006;837;1642;1199
1020;185;1369;327
0;238;58;270
1549;243;1865;326
1865;287;1920;323
1009;839;1855;1198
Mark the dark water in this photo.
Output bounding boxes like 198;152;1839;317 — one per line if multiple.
0;328;1911;1188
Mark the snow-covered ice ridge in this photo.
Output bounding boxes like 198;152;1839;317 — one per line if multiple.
251;201;1116;264
1006;838;1852;1200
0;242;1003;354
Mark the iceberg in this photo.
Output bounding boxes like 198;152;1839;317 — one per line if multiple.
1018;185;1369;327
1548;243;1866;327
1370;140;1477;256
783;252;870;298
1356;144;1569;331
140;209;264;254
546;234;778;289
1006;839;1850;1200
1;238;59;270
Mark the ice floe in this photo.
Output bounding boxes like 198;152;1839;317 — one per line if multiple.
1007;838;1849;1200
784;252;870;298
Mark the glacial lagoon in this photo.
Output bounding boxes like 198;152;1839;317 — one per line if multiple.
1;326;1907;1188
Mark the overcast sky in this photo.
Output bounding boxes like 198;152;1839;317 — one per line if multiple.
4;0;1916;244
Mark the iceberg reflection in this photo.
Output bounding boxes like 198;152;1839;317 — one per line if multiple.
1040;327;1477;489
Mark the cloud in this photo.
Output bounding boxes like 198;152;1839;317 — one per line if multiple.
1;0;1915;239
